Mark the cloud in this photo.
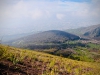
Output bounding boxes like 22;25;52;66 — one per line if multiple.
1;0;100;19
56;14;65;20
29;9;43;19
0;0;55;20
90;0;100;17
0;0;100;36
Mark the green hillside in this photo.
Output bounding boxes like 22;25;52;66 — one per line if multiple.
0;44;100;75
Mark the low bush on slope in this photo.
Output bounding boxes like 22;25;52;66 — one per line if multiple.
0;44;100;75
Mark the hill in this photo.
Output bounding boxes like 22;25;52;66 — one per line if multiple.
7;30;80;48
84;26;100;40
1;31;40;43
0;44;100;75
66;24;100;39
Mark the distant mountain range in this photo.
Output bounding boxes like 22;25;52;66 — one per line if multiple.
1;31;41;42
4;24;100;48
66;24;100;40
7;30;80;48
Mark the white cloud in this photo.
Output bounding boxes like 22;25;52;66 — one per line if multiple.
90;0;100;17
0;1;39;19
56;14;65;20
30;9;43;19
0;0;93;19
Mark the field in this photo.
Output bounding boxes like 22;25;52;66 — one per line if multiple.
0;44;100;75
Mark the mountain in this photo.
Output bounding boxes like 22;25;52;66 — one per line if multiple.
7;30;80;48
1;31;40;43
84;26;100;40
66;27;86;36
66;24;100;39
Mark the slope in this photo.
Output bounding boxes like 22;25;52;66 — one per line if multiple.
66;24;100;39
84;26;100;40
7;30;80;48
0;44;100;75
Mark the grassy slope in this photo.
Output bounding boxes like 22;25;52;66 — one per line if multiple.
0;44;100;75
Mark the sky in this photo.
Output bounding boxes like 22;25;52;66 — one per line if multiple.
0;0;100;36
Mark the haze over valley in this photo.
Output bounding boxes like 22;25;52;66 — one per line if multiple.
0;0;100;42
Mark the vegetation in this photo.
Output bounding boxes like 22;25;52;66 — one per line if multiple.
0;44;100;75
1;25;100;74
87;43;100;49
36;41;100;63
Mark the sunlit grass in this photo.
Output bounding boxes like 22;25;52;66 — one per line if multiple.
0;44;100;75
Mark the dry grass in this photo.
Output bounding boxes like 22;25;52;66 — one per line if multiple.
0;44;100;75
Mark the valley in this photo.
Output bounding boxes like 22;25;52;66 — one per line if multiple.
1;24;100;75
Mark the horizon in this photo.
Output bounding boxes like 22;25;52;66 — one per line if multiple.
0;0;100;36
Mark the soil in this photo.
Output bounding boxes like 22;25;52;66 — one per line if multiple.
0;59;44;75
0;58;92;75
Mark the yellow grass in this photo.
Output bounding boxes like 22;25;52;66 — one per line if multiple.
0;44;100;75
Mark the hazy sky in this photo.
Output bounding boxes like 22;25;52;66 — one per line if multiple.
0;0;100;35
